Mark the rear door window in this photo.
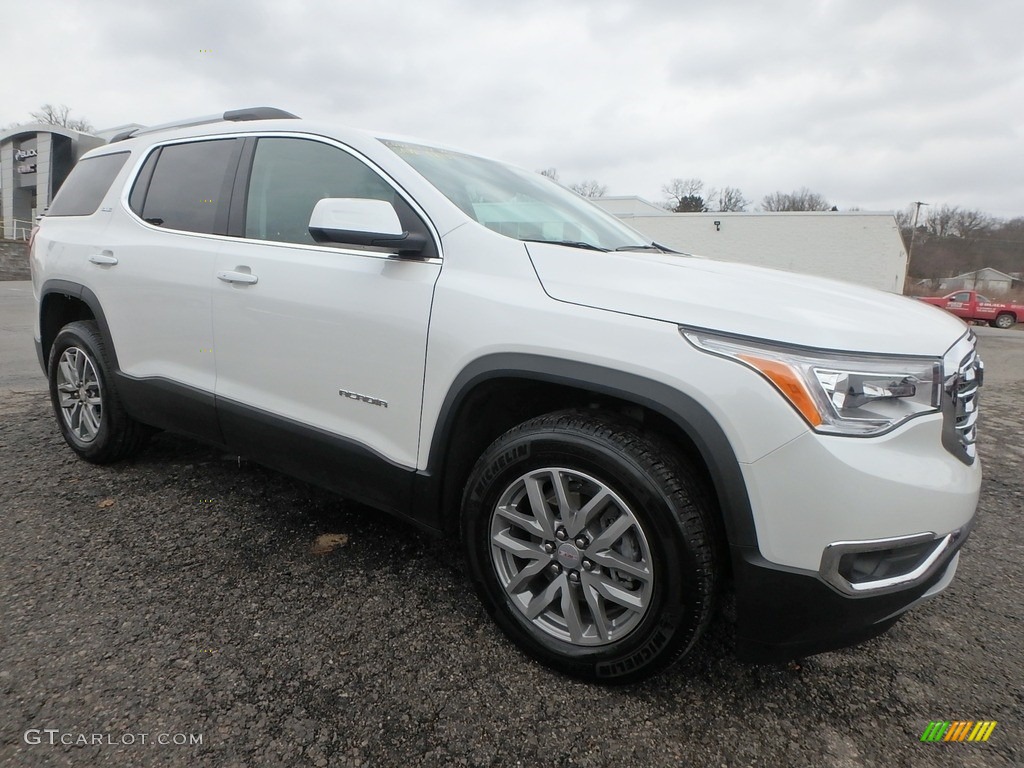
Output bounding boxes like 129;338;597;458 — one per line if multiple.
46;152;130;216
135;139;240;234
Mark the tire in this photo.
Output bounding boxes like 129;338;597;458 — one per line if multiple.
462;409;720;683
47;320;150;463
993;313;1015;329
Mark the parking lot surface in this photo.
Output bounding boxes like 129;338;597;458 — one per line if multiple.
1;280;1021;767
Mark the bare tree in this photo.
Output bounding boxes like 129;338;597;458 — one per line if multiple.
760;188;832;212
894;206;914;233
538;167;560;181
950;208;992;239
30;103;94;133
662;178;707;212
568;180;608;198
707;186;749;212
925;204;958;238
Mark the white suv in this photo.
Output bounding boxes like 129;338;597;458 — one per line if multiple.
30;108;982;682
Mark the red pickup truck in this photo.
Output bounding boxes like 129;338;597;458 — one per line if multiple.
918;290;1022;328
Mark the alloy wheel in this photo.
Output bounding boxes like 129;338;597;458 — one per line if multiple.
55;346;103;442
489;467;654;646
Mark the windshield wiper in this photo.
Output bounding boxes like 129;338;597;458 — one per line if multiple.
523;239;609;252
615;242;675;253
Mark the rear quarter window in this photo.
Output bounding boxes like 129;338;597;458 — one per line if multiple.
46;152;130;217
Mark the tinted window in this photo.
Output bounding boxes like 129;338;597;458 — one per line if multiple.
128;148;161;217
244;138;395;246
46;152;130;216
140;140;238;234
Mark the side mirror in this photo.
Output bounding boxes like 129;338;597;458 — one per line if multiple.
308;198;427;257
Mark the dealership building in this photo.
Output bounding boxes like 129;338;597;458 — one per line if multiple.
0;123;125;239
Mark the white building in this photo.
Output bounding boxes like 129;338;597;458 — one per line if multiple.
593;197;909;294
937;268;1019;295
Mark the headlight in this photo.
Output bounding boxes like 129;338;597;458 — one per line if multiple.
681;328;942;436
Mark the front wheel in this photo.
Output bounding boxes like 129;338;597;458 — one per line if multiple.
992;313;1016;329
462;410;720;683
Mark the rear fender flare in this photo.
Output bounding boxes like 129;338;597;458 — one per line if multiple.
38;279;120;371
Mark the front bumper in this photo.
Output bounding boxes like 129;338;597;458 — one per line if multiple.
740;414;980;572
732;531;968;662
730;411;979;662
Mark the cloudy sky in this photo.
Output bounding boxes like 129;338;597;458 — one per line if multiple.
5;0;1023;218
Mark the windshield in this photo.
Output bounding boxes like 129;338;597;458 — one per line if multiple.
384;140;651;251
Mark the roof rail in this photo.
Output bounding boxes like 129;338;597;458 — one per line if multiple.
223;107;299;121
109;128;138;143
108;107;299;143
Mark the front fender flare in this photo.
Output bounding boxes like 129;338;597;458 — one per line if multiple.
422;353;758;550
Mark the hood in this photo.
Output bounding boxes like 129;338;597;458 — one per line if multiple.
526;243;967;356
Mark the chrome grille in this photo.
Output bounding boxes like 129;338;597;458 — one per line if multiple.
941;331;983;464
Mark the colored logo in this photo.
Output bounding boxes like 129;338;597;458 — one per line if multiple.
920;721;997;742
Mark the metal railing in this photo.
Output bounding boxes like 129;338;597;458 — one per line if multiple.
1;218;34;241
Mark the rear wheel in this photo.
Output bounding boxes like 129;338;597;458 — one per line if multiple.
462;410;720;683
48;320;150;463
992;313;1015;329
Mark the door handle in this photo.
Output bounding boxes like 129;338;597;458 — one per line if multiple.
89;252;118;266
217;270;259;285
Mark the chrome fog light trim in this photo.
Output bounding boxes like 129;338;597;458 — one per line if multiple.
819;524;971;597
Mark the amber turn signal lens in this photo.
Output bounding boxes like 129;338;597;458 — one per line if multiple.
737;354;824;427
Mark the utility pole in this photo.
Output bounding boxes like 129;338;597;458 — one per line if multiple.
906;201;928;281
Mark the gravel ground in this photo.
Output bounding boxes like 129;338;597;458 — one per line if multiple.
1;331;1021;767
